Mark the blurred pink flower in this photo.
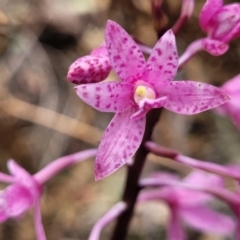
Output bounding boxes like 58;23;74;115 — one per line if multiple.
0;149;97;240
200;0;240;43
75;20;229;180
67;43;111;84
216;74;240;129
139;170;235;240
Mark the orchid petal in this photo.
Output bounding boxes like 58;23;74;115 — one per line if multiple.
1;184;33;218
162;81;230;115
218;74;240;129
95;108;146;180
138;189;168;202
180;205;235;235
105;20;146;83
183;170;224;187
199;0;222;32
67;54;111;84
222;74;240;94
7;160;41;200
168;209;185;240
202;38;228;56
75;81;132;113
149;172;180;182
130;97;167;120
213;4;240;42
142;30;178;88
218;97;240;129
7;160;33;186
175;171;224;205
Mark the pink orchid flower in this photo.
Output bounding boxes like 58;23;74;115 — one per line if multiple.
0;149;97;240
200;0;240;43
0;160;45;239
75;20;229;180
139;171;235;240
216;74;240;129
67;43;111;84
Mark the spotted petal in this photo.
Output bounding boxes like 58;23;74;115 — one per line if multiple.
105;20;146;83
67;45;111;84
142;30;178;88
180;205;235;235
75;81;132;113
95;107;146;180
212;4;240;42
202;38;228;56
162;81;230;114
199;0;222;32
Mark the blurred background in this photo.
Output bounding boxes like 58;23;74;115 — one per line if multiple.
0;0;240;239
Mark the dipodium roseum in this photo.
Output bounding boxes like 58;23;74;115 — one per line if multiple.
75;20;229;180
200;0;240;44
0;150;97;240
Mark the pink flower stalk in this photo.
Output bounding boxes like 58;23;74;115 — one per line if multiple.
216;74;240;130
200;0;240;44
0;149;97;240
75;20;229;180
139;171;235;240
178;38;228;68
172;0;195;35
146;141;240;181
88;202;127;240
67;43;111;84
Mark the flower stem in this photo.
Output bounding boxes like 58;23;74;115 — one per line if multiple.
88;202;127;240
0;172;16;183
178;39;204;69
110;109;162;240
172;0;194;35
34;149;97;185
34;199;47;240
146;141;240;181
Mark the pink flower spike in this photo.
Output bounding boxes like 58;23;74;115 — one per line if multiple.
67;44;111;84
200;0;240;43
95;108;145;180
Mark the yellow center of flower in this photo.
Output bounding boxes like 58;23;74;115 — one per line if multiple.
134;85;156;105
